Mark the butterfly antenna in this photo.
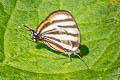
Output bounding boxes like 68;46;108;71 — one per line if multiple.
17;25;33;43
75;54;89;69
23;25;34;32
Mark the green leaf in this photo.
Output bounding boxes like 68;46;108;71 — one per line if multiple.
0;0;120;79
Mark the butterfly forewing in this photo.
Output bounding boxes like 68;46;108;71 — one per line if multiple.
37;10;80;53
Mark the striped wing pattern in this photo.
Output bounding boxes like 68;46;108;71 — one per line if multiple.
37;10;80;53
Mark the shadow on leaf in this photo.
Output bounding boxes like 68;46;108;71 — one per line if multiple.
79;45;89;56
35;42;89;65
35;42;61;55
35;42;89;58
69;44;89;58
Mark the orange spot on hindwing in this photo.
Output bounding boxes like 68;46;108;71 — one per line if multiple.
48;42;65;53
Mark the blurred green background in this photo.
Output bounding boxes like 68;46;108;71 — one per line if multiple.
0;0;120;80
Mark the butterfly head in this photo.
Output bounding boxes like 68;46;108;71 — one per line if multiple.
31;31;40;42
24;25;40;42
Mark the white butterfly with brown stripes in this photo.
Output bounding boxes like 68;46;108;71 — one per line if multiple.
24;10;89;68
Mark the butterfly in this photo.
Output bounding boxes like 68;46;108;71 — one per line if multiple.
24;10;88;68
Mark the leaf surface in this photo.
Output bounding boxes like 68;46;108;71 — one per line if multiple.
0;0;120;79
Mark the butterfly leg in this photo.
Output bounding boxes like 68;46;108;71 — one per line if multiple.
62;52;72;65
54;53;64;59
76;48;80;53
74;52;89;69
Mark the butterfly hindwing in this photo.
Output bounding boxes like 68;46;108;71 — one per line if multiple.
37;10;80;53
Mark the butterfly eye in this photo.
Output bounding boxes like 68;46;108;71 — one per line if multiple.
33;38;36;42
